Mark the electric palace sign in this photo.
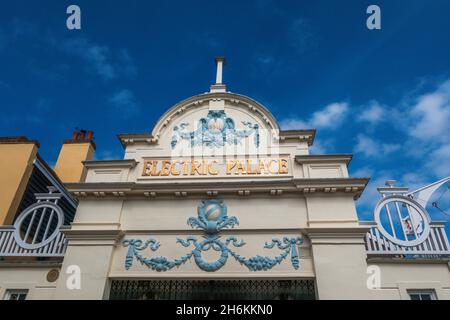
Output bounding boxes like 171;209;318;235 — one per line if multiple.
142;157;290;177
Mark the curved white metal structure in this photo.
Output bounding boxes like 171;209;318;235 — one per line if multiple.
374;195;431;247
0;187;69;257
13;201;64;250
365;179;450;257
408;176;450;209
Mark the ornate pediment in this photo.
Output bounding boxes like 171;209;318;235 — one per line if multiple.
171;110;260;149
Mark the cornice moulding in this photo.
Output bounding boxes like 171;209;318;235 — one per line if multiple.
0;261;63;268
66;178;369;199
295;154;353;165
70;222;121;231
117;133;155;148
63;229;124;243
121;228;308;235
83;159;137;169
279;130;316;146
367;257;450;264
108;272;316;279
303;226;370;244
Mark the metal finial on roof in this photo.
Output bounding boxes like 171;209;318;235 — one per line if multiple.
215;57;225;84
210;57;227;93
385;180;396;187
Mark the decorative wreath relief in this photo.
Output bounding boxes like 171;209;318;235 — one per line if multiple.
122;200;303;272
170;110;260;149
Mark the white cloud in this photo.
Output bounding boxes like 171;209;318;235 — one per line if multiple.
60;37;137;81
280;102;348;130
401;172;431;193
354;134;400;158
352;80;450;215
351;166;374;178
426;144;450;177
109;89;140;118
310;102;348;128
357;101;385;124
0;20;137;82
408;80;450;142
354;134;377;157
356;174;390;218
382;143;401;154
279;118;306;130
309;79;450;216
309;139;327;154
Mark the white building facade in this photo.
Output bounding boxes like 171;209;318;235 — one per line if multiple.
1;59;450;300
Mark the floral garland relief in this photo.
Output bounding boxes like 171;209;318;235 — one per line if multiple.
122;200;303;272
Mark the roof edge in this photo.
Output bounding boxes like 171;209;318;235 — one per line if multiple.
0;136;40;148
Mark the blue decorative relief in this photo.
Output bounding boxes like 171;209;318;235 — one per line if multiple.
171;110;259;149
123;200;303;272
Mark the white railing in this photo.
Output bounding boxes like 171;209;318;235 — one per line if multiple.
363;221;450;256
0;226;68;257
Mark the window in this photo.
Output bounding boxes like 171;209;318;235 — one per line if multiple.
408;290;436;300
3;289;28;300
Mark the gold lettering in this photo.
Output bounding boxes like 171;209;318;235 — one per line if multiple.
253;159;261;174
202;160;208;175
170;161;181;176
246;159;256;174
208;160;219;175
191;160;202;175
183;161;189;175
279;158;289;174
142;161;151;176
226;160;236;175
235;160;247;175
160;160;171;176
142;157;287;177
151;160;161;176
268;159;278;174
258;159;268;174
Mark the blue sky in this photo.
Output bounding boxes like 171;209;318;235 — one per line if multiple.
0;1;449;224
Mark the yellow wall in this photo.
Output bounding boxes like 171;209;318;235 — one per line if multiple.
54;142;95;183
0;143;37;225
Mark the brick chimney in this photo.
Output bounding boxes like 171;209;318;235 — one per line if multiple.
54;130;96;183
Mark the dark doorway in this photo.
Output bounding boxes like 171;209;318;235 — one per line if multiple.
109;279;316;300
